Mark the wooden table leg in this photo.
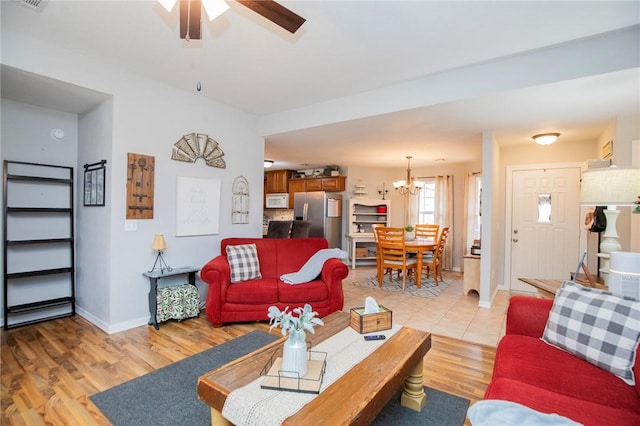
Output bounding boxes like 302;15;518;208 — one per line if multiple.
415;249;423;288
211;408;232;426
400;358;427;412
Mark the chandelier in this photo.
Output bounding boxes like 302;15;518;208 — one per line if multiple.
393;156;425;195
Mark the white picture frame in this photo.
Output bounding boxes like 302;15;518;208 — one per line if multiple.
176;176;220;236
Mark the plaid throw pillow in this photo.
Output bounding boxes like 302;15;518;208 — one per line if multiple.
542;280;640;385
226;244;262;283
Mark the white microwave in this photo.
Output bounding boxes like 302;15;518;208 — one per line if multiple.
265;193;289;209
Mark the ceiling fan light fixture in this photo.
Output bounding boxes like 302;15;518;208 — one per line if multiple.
202;0;229;21
533;133;560;145
264;160;274;168
158;0;177;12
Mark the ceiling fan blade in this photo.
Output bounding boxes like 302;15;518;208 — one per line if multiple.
180;0;202;40
237;0;306;34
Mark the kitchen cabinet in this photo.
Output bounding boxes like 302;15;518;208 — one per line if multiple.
287;176;346;209
264;169;293;194
288;176;346;193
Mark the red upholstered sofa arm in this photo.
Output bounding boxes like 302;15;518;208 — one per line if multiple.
321;258;349;311
506;296;553;338
200;255;231;325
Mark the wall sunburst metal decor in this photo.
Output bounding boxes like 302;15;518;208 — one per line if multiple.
171;133;226;168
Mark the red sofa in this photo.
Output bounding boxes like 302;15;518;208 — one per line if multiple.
485;296;640;425
200;237;349;327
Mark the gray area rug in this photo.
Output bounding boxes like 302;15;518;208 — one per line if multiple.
91;330;469;426
352;273;451;298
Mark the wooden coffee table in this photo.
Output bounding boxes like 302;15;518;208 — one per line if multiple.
197;311;432;425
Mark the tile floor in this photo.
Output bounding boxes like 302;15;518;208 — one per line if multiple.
341;266;514;347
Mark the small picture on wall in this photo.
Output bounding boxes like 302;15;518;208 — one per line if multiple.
83;160;107;207
602;140;613;159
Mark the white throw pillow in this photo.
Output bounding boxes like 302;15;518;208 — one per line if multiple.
541;280;640;385
226;244;262;283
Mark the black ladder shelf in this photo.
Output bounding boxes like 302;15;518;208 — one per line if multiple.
3;160;76;329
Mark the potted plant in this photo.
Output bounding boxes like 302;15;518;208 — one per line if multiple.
267;304;324;378
404;225;415;240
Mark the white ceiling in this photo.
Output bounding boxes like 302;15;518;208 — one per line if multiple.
2;1;639;169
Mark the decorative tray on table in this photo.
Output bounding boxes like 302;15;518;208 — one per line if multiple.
260;350;327;394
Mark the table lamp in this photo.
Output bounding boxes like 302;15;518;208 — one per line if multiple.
580;166;640;283
149;234;172;273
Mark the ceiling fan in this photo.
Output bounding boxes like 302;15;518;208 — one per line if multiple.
159;0;306;41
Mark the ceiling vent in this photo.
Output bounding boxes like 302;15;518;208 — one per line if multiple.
17;0;48;11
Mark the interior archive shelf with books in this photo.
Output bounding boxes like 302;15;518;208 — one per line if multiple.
346;199;391;269
3;161;76;329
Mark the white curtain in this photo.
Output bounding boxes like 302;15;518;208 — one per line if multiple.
435;175;454;271
462;172;472;264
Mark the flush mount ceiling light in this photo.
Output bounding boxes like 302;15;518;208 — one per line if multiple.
532;133;560;145
264;160;274;168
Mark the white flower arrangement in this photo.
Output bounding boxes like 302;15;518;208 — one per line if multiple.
267;303;324;340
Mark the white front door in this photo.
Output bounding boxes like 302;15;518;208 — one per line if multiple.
508;166;581;292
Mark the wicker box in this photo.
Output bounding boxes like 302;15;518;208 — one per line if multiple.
350;306;392;334
355;247;369;258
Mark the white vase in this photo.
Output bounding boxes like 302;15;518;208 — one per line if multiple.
281;330;308;378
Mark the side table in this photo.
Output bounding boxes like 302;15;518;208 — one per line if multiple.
142;266;200;329
463;254;481;295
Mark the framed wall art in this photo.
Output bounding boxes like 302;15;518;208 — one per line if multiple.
126;153;155;219
232;176;249;224
176;176;221;236
83;160;107;207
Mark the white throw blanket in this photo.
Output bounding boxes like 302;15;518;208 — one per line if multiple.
467;400;582;426
280;248;347;285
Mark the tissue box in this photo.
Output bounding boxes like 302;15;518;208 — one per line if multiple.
350;306;392;334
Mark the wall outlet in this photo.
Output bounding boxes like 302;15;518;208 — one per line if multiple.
125;220;138;231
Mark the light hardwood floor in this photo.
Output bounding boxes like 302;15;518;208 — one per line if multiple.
1;267;512;425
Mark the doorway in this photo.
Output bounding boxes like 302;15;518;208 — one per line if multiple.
504;164;582;292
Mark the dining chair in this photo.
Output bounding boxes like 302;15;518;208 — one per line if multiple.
371;223;384;282
422;226;450;286
415;224;439;240
290;220;311;238
376;227;417;290
266;220;292;238
374;225;404;281
371;223;398;282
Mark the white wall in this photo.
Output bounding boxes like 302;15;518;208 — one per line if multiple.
76;98;113;327
2;33;264;333
1;99;79;165
0;99;80;325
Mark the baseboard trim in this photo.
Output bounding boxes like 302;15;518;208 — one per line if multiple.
77;307;148;335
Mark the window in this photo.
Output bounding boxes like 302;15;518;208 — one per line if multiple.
418;179;436;224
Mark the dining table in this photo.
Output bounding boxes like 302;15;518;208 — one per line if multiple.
404;237;436;288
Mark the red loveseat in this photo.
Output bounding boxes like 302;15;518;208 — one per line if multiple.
485;296;640;425
200;237;349;327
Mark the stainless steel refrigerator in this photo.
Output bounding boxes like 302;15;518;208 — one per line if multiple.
293;192;342;248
